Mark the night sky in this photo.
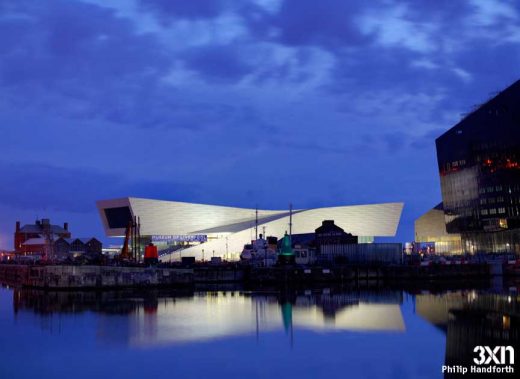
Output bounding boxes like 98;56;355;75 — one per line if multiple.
1;0;520;249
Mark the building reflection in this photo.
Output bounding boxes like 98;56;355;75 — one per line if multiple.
11;286;405;347
8;284;519;375
415;287;519;378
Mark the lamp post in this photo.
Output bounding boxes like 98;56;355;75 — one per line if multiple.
202;249;204;262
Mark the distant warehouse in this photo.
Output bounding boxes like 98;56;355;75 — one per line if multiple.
320;244;403;265
292;220;403;265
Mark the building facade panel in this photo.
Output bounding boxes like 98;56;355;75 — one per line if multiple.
415;204;463;254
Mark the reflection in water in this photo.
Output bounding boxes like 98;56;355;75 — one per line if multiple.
415;288;520;377
3;281;520;379
12;287;406;347
7;283;520;377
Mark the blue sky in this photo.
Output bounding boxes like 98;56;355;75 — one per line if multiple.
1;0;520;248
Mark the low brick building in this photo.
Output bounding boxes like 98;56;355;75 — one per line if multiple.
14;219;71;256
14;219;102;260
54;238;103;259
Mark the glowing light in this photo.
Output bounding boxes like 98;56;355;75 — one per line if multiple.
503;315;510;330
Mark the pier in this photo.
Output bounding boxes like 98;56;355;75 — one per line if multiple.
0;262;503;289
0;264;244;289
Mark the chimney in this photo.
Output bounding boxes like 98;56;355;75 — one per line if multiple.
16;221;20;232
64;222;68;231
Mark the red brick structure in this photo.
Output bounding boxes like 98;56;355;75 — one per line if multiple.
14;219;71;256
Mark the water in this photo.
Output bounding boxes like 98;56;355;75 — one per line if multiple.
0;282;518;379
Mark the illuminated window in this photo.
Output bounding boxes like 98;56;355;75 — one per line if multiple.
490;208;497;215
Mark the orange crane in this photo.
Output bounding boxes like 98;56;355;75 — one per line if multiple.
119;216;141;261
120;220;133;260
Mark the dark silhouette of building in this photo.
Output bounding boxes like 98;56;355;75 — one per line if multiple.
315;220;358;245
436;79;520;254
14;219;71;255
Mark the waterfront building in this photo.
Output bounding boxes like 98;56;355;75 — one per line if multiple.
96;198;404;261
414;203;463;254
435;79;520;254
14;219;71;255
54;237;103;258
293;244;315;265
315;220;358;245
288;220;402;265
319;243;403;264
14;219;101;259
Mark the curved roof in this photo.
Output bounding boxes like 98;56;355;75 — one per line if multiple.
96;197;403;259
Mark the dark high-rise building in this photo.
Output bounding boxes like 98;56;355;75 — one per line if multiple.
436;80;520;254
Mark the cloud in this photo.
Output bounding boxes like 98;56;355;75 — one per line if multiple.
0;0;173;127
0;160;212;213
139;0;227;21
0;161;117;213
182;44;254;83
1;0;520;245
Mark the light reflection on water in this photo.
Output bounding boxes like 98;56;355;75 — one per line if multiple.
0;283;518;379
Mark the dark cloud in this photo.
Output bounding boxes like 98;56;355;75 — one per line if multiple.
410;128;446;150
183;44;254;83
0;160;209;213
238;0;374;49
269;0;371;48
138;0;373;49
382;131;409;152
0;0;173;127
139;0;227;21
0;161;117;213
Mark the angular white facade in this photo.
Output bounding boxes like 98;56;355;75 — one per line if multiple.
97;197;403;261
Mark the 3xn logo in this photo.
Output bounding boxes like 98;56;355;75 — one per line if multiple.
473;346;515;365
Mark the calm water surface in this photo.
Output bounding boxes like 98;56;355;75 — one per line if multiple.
0;282;518;379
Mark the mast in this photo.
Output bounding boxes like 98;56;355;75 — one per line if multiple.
255;206;258;240
289;203;293;239
137;216;141;262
